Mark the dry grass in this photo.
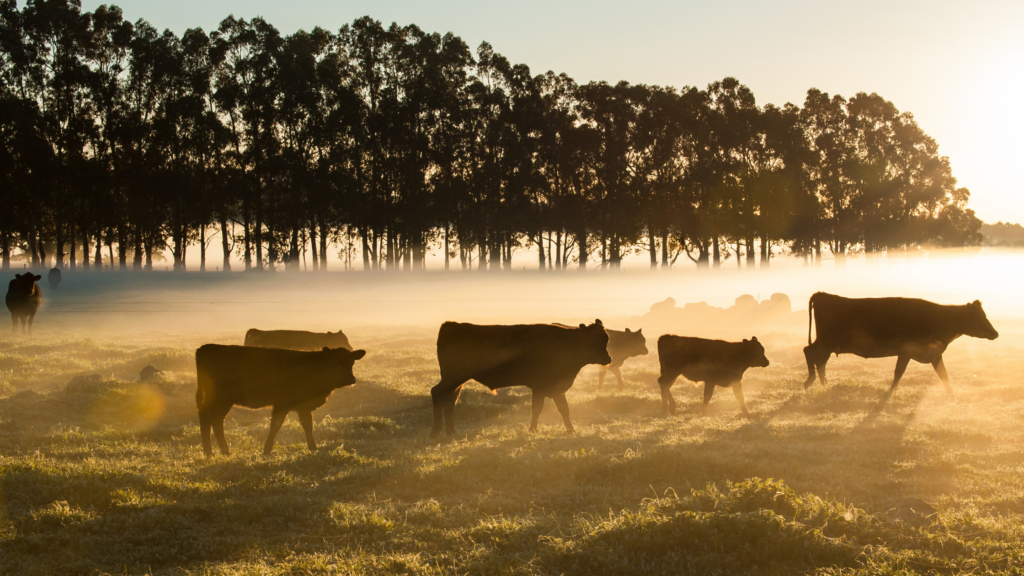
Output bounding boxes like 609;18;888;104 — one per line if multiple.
1;325;1023;575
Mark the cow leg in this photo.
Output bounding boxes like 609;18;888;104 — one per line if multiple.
27;313;34;335
529;392;546;432
932;356;954;399
658;373;677;415
198;410;214;457
889;355;911;394
732;382;750;417
803;343;830;388
211;406;232;456
610;366;624;390
9;314;15;333
598;366;606;390
298;410;317;452
263;407;288;456
430;380;464;438
551;393;575;434
699;382;716;417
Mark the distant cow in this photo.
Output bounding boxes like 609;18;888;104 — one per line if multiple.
803;292;998;397
598;327;649;389
195;344;366;456
48;267;61;291
6;272;42;334
657;335;770;416
244;328;352;351
431;320;610;437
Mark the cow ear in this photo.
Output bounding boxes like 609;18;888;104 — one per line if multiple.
322;347;330;352
625;327;631;333
751;336;758;342
578;323;586;329
352;349;366;360
14;274;21;279
972;300;982;307
33;274;41;281
743;338;748;343
637;328;642;334
595;318;603;326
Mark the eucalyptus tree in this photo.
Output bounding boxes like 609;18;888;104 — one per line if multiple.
211;15;282;270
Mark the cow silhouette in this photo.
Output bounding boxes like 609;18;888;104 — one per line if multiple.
6;273;42;334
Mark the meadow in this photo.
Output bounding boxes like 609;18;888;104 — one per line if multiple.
2;318;1024;575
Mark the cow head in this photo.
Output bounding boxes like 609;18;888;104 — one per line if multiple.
742;336;770;368
964;300;999;340
9;273;41;296
323;347;367;385
621;327;649;357
578;319;612;365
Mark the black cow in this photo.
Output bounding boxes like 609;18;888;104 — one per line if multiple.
657;335;770;416
431;320;610;437
48;267;61;291
598;327;649;389
195;344;366;456
6;272;42;334
802;292;999;397
244;328;352;351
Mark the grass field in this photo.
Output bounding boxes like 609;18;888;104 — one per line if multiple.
2;323;1024;575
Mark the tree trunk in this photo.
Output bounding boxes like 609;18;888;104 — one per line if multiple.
649;226;657;269
243;211;253;271
289;226;300;272
55;221;65;269
815;240;822;268
736;240;742;269
81;225;89;270
661;233;669;268
478;241;486;272
133;228;143;271
712;237;721;269
68;221;76;270
537;231;545;270
361;227;371;271
445;225;451;272
760;234;769;269
255;202;264;271
1;230;10;270
318;219;327;270
309;220;319;271
144;235;154;271
746;236;755;268
220;217;232;272
94;231;102;268
200;225;207;272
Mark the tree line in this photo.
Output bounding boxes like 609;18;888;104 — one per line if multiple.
0;0;983;273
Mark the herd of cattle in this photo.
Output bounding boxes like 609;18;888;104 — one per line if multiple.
6;272;1001;457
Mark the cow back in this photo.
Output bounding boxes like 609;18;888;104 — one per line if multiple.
244;329;352;351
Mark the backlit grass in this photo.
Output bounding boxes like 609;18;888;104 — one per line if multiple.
1;327;1023;574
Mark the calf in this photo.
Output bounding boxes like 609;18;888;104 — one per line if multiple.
431;320;610;437
6;272;42;334
244;328;352;351
803;292;998;397
195;344;366;456
598;327;649;389
657;335;770;416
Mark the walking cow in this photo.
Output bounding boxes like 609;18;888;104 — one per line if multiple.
802;292;999;398
657;335;770;416
195;344;366;456
431;320;610;437
6;272;42;334
598;327;649;390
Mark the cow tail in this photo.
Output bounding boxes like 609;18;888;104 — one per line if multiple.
807;294;815;346
195;383;205;410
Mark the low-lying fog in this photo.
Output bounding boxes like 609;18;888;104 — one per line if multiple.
17;248;1023;340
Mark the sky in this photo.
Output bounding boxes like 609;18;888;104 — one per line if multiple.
80;0;1024;224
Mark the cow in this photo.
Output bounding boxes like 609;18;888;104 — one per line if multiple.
6;272;42;334
657;335;770;417
195;344;366;456
598;327;649;390
430;320;610;437
802;292;999;398
244;328;352;351
47;267;61;291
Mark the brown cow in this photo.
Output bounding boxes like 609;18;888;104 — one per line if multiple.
195;344;366;456
431;320;610;437
598;327;649;390
244;328;352;351
657;335;770;416
6;272;42;334
803;292;999;397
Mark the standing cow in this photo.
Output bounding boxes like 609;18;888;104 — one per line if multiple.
598;327;649;390
244;328;352;351
802;292;999;397
431;320;610;437
657;335;770;416
6;272;42;334
195;344;366;456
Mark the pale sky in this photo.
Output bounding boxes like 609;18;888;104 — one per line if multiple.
82;0;1024;224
